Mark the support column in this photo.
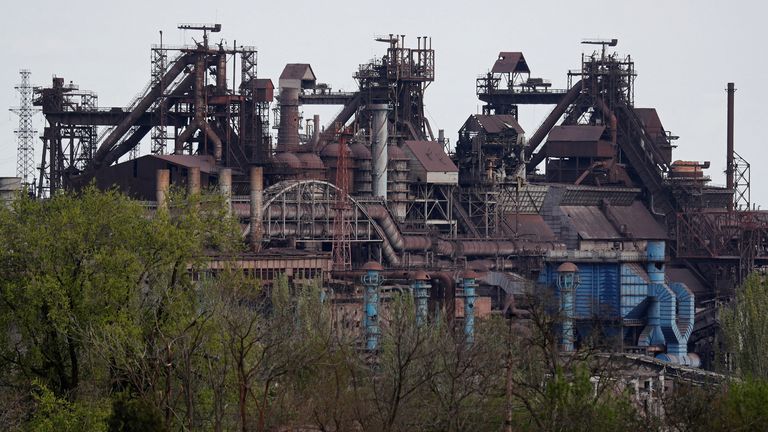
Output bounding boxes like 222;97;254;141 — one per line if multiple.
188;166;201;195
218;167;232;214
250;166;263;252
156;169;170;212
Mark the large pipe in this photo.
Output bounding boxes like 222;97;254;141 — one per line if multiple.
156;169;170;212
525;79;584;168
369;104;389;200
250;167;263;252
218;168;232;214
277;87;301;153
92;52;194;167
726;82;735;206
366;205;431;251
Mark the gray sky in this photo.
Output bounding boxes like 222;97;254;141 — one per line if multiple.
2;0;766;205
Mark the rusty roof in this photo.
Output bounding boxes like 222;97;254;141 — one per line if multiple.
502;213;556;241
560;202;666;240
253;78;274;89
491;52;531;74
634;108;664;133
403;141;458;172
606;202;667;240
465;114;525;134
561;205;620;240
548;125;605;142
152;154;217;174
279;63;316;81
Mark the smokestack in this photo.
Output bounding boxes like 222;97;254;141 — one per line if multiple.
217;53;227;92
369;104;389;200
218;167;232;214
188;166;201;195
726;82;735;209
438;129;445;146
250;166;264;252
156;169;170;212
277;87;300;152
313;114;320;143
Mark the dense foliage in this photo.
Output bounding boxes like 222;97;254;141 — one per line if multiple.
0;188;767;431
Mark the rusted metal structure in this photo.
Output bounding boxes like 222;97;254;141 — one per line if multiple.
28;29;766;368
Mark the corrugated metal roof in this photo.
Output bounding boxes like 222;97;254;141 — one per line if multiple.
548;125;605;142
560;202;667;240
466;114;525;134
491;52;531;74
502;213;556;241
607;202;667;240
152;154;217;174
561;205;620;240
403;141;458;172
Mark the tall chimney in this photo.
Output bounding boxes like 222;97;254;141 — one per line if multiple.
250;166;264;252
369;104;389;200
726;82;735;210
277;87;300;152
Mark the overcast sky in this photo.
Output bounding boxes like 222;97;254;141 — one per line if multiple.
2;0;765;205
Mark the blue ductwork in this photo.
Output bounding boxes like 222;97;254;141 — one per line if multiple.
544;241;698;366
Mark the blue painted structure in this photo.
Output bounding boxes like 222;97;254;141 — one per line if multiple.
411;279;430;327
542;241;698;366
361;262;383;351
462;271;478;344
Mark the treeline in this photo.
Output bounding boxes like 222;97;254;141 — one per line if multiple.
1;188;768;431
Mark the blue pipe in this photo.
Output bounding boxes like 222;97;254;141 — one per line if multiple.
462;274;477;344
362;268;382;351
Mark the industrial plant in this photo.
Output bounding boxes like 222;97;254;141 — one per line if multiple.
10;25;765;371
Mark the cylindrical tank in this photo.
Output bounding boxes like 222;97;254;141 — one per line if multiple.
350;142;372;196
296;152;326;181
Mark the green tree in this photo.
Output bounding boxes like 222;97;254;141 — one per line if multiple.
721;273;768;379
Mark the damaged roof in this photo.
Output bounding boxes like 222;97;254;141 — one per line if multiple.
465;114;525;134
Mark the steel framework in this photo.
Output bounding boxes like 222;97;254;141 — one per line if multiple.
10;69;38;188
